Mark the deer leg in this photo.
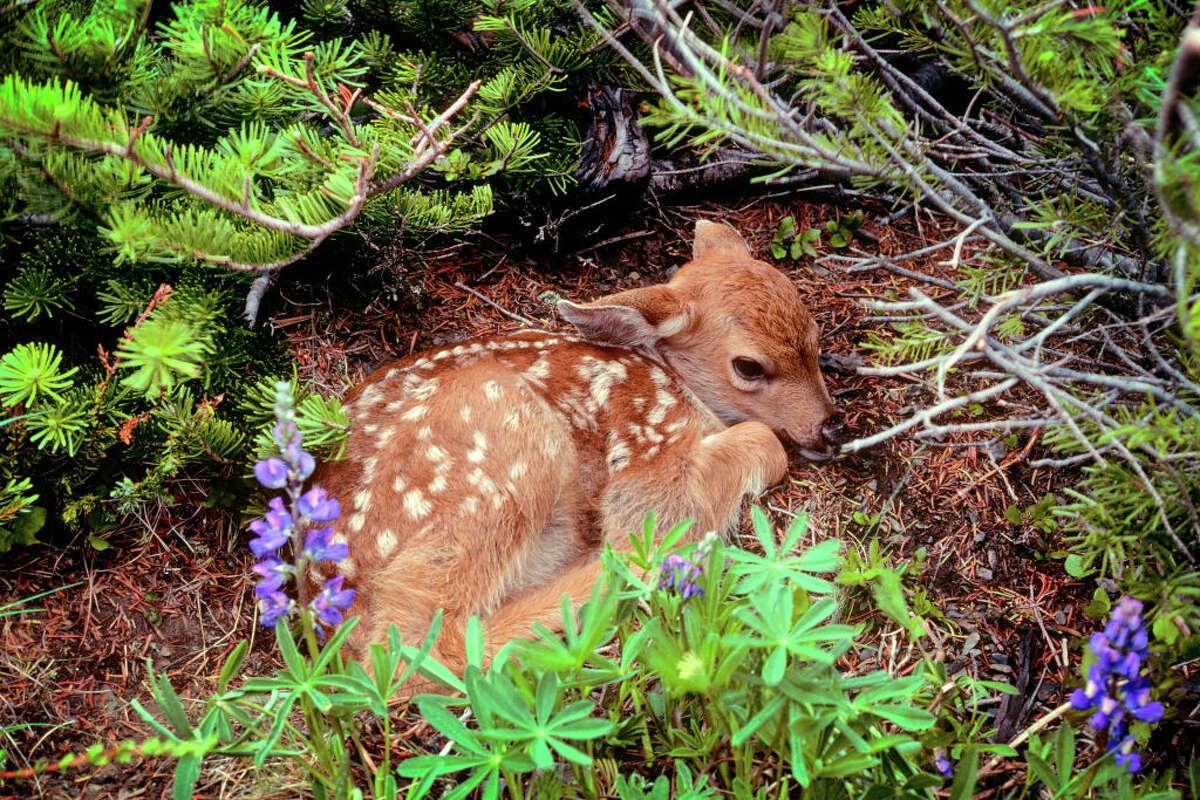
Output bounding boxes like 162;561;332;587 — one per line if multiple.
485;420;787;654
601;419;788;543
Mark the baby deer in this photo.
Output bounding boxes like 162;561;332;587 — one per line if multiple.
310;221;841;676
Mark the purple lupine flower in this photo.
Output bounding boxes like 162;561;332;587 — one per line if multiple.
312;575;356;626
659;553;705;599
252;555;292;593
298;488;340;523
249;497;293;557
934;749;953;778
304;525;349;564
254;457;289;489
295;450;316;479
259;588;294;627
1070;597;1163;773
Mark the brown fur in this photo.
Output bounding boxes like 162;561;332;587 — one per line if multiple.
308;221;837;683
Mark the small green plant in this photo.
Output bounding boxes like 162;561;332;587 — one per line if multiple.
771;215;821;259
824;210;863;250
1004;493;1059;533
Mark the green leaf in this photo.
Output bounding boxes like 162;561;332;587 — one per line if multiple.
777;215;796;239
1063;553;1090;578
763;645;787;686
731;695;785;746
1025;750;1060;793
1082;588;1110;619
255;693;297;767
151;669;194;738
12;506;47;543
274;619;305;679
1152;613;1180;645
218;640;248;693
172;754;201;800
1004;505;1022;525
1054;722;1075;782
87;535;110;551
948;746;978;800
871;704;935;731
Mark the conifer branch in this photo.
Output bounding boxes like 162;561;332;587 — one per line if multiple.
367;79;481;197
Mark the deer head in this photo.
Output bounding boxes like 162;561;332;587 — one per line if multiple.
558;220;841;458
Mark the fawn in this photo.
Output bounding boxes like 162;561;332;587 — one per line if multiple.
309;221;842;677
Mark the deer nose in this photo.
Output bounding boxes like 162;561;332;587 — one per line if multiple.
820;412;845;448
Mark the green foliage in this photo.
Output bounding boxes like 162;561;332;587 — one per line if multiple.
1045;397;1200;659
0;226;351;550
20;504;1179;798
825;210;862;250
863;318;954;366
771;215;820;260
0;342;78;407
1;0;619;270
3;265;74;321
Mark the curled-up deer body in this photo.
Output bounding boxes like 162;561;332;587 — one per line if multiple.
311;221;841;675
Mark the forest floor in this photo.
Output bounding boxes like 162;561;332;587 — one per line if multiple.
0;197;1110;798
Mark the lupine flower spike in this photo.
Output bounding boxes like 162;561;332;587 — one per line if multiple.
659;531;719;600
1070;597;1163;773
248;382;354;630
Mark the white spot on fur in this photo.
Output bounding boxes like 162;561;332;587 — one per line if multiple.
460;404;472;423
363;423;379;435
339;558;357;579
483;380;502;401
524;355;552;384
606;432;631;472
413;357;433;369
650;367;670;387
384;399;406;413
428;474;448;494
576;355;627;411
416;426;433;441
433;350;451;360
363;455;379;481
410;377;439;402
504;407;523;431
452;345;466;356
378;528;398;556
466;431;488;463
358;384;383;407
403;489;432;519
643;444;660;461
400;404;427;422
426;444;449;463
509;460;527;480
463;496;479;515
348;512;366;532
466;467;498;498
392;474;406;493
647;388;677;425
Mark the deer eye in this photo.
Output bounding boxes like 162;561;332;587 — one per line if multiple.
732;357;766;381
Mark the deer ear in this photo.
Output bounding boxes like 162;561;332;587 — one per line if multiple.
693;220;751;260
558;285;691;348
